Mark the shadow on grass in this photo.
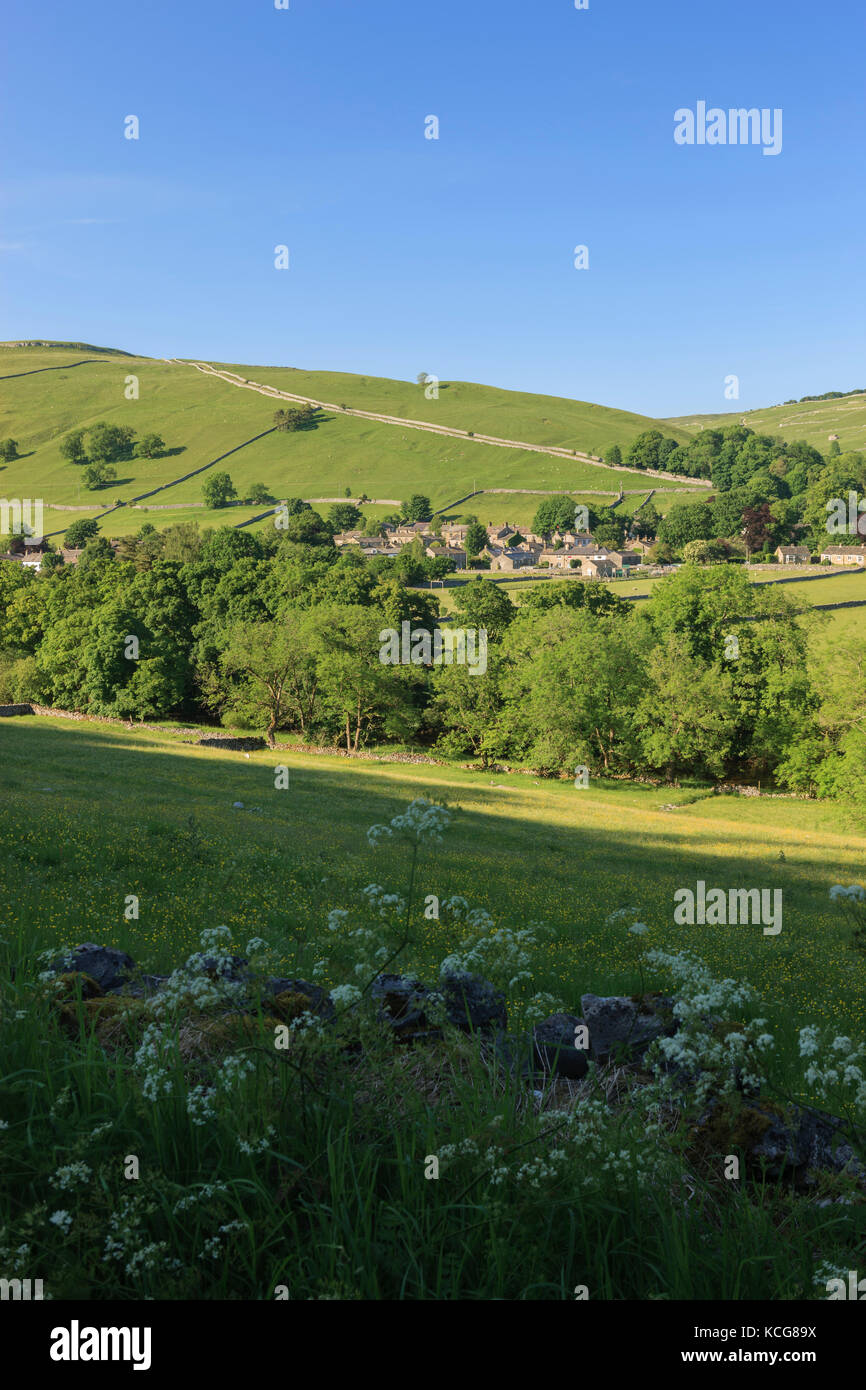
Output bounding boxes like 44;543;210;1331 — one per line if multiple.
1;716;863;1024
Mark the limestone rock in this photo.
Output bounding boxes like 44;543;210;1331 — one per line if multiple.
262;977;336;1022
50;943;136;995
580;993;669;1061
370;970;507;1041
441;971;507;1034
371;973;436;1041
532;1012;588;1079
693;1099;863;1184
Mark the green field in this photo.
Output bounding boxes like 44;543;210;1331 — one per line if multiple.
422;564;866;626
41;503;276;540
2;715;864;1035
0;343;708;539
753;569;866;601
666;391;866;453
3;715;865;1301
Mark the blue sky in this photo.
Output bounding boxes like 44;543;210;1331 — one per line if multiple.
2;0;864;416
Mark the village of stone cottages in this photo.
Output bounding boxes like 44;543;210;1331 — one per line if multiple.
319;519;864;576
6;514;866;578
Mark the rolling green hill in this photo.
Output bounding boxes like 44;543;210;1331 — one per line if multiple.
665;392;866;453
7;342;854;542
0;343;705;537
205;358;697;455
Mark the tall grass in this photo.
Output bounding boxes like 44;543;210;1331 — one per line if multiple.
2;721;865;1299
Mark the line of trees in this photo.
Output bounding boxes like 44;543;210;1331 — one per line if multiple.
543;428;866;563
0;522;859;801
615;425;831;492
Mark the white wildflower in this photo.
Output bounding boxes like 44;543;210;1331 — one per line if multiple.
52;1162;92;1191
330;984;362;1007
368;798;452;848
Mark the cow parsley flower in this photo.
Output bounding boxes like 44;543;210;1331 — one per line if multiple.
330;984;361;1007
172;1183;230;1214
367;798;452;847
186;1084;217;1126
288;1009;326;1036
199;925;233;953
645;949;766;1103
801;1029;866;1116
52;1162;92;1191
237;1127;275;1156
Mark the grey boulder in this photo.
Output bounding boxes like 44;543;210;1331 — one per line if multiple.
371;973;439;1041
580;993;670;1061
50;943;136;995
262;977;336;1021
441;971;507;1034
370;970;508;1040
532;1012;589;1079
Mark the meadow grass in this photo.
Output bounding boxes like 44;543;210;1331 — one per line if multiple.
755;569;866;603
42;503;277;541
3;961;856;1301
2;717;864;1037
2;716;865;1299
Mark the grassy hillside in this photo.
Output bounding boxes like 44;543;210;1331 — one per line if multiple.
0;344;704;538
665;392;866;453
208;359;696;454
